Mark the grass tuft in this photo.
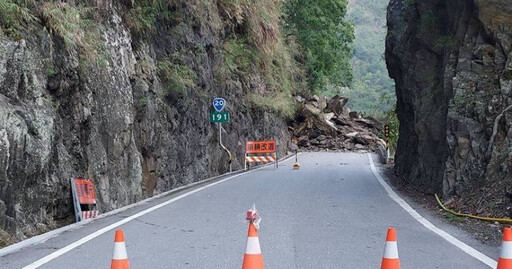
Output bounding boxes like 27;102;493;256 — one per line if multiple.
157;58;197;95
217;0;299;117
223;37;258;74
0;0;37;38
39;2;106;67
124;0;173;36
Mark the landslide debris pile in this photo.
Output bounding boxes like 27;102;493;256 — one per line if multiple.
290;95;382;151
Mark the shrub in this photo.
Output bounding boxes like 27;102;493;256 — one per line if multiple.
124;0;172;36
419;11;438;34
247;91;295;119
219;0;281;52
0;0;36;38
39;2;105;66
124;0;221;36
223;37;258;74
157;59;197;95
435;36;459;49
284;0;355;93
218;0;300;117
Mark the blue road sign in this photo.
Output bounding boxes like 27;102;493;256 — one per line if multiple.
213;98;226;112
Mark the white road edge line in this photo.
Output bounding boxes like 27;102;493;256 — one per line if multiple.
21;154;297;269
0;170;237;258
0;161;267;259
368;153;497;268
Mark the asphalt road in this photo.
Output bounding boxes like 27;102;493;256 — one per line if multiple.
0;152;499;268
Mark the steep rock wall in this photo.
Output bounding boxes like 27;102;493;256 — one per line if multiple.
0;1;293;244
386;0;512;216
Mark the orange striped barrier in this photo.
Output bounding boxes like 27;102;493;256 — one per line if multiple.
70;177;100;222
245;154;276;164
111;230;130;269
81;210;99;220
245;140;278;170
498;228;512;269
381;227;401;269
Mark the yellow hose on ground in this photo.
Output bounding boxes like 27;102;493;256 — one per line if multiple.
435;194;512;224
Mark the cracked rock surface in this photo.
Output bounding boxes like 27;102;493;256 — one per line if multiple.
0;4;290;244
386;0;512;217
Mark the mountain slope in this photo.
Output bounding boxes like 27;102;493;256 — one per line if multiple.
346;0;395;115
0;0;300;245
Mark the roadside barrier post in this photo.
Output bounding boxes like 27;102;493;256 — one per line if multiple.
293;150;300;170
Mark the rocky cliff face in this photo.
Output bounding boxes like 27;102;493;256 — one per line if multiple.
386;0;512;216
0;1;294;244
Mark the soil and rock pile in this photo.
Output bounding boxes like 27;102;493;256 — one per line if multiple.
290;95;383;151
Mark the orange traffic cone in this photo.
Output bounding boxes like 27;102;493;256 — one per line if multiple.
381;227;401;269
242;222;264;269
498;228;512;269
110;229;130;269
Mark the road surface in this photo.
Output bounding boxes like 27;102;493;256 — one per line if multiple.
0;152;499;268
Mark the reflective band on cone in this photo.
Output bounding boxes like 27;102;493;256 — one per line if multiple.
242;222;264;269
498;228;512;269
111;230;130;269
381;227;401;269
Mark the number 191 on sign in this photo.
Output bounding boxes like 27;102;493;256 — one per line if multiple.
210;111;230;123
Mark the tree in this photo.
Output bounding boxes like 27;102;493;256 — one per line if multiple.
345;0;395;116
284;0;354;94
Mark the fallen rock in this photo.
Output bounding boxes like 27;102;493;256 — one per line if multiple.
349;111;360;119
304;104;321;116
327;95;349;116
290;95;381;152
332;116;353;127
346;132;358;138
324;112;335;122
302;104;338;136
353;134;375;145
318;96;328;111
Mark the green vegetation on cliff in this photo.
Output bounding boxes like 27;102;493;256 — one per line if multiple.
216;0;301;118
0;0;359;118
346;0;395;116
284;0;354;95
0;0;36;38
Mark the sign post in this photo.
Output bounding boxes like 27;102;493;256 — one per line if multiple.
211;97;232;172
